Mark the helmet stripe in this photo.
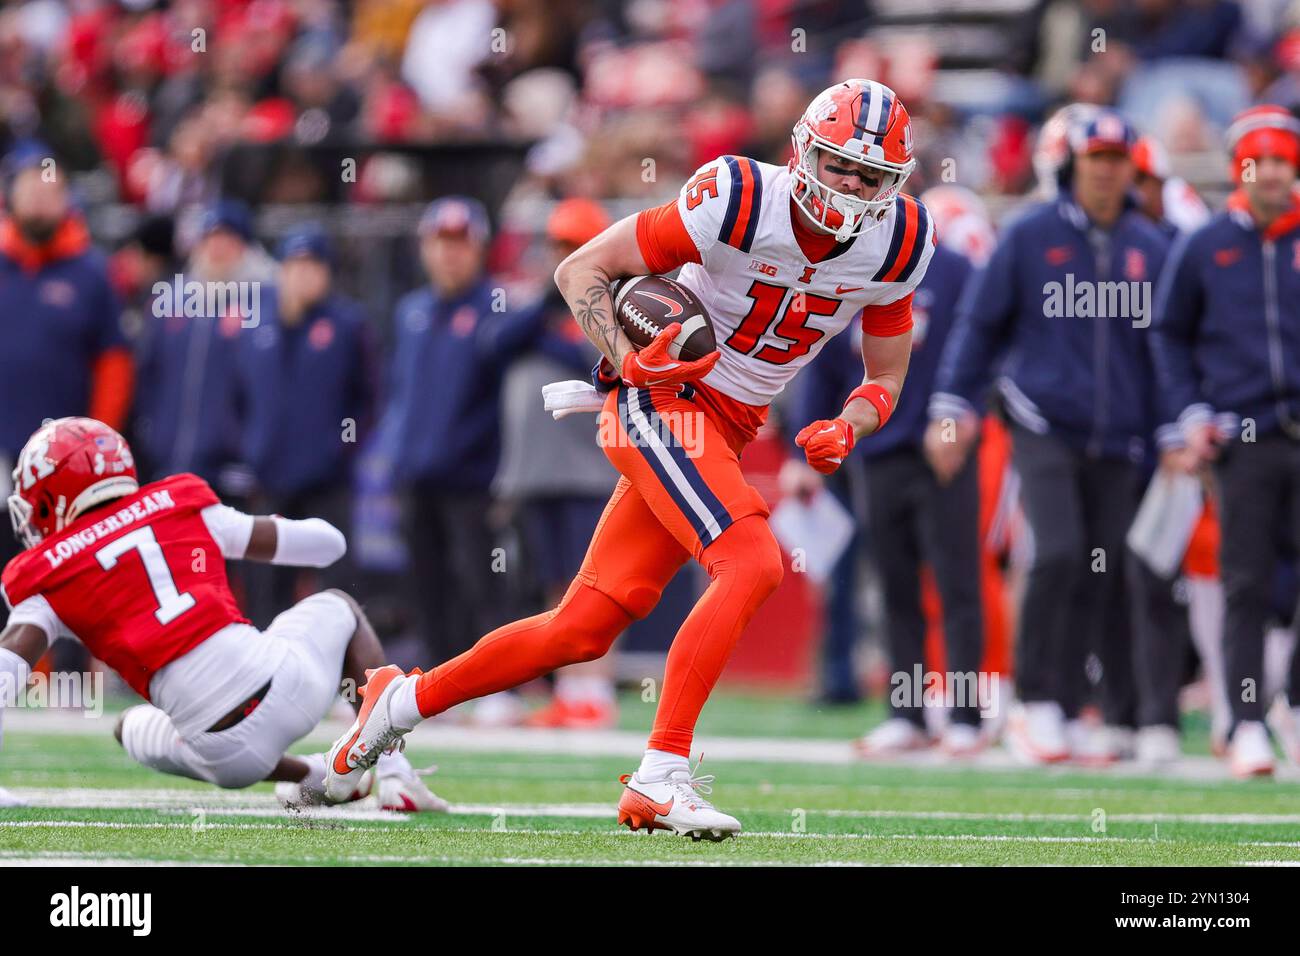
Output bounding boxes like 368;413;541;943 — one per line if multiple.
857;83;892;144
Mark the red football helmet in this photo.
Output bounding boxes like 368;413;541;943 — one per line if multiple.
8;417;138;548
919;184;997;267
790;79;916;241
1132;135;1171;181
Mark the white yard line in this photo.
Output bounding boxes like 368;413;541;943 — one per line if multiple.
7;813;1300;853
817;809;1300;825
1238;860;1300;866
9;709;1296;782
0;819;412;831
0;850;241;867
10;789;1300;829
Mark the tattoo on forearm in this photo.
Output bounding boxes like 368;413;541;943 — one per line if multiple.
572;280;621;362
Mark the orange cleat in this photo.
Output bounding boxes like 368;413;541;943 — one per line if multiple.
615;765;741;841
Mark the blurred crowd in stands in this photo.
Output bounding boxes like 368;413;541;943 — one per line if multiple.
4;0;1300;758
2;0;1295;211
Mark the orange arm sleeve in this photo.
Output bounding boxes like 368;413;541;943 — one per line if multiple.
636;200;701;275
89;347;135;431
861;292;914;337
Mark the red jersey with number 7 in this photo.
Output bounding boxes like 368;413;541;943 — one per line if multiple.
1;473;247;698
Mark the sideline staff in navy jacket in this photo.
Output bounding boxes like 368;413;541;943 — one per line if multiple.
239;226;375;501
926;110;1172;762
237;224;375;624
381;197;542;663
133;200;272;490
1150;105;1300;775
792;239;983;744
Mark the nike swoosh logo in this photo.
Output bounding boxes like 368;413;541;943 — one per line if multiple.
637;358;681;373
835;284;864;294
624;790;675;818
818;425;846;447
637;291;684;317
332;728;362;775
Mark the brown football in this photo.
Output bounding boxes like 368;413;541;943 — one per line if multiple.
613;275;716;362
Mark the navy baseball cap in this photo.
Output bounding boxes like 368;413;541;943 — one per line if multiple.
1;140;57;200
277;223;334;266
1069;109;1137;157
418;196;489;242
198;199;253;242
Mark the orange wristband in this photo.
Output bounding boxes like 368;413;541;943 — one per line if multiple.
845;383;894;430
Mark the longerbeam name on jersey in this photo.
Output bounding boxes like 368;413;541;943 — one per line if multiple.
42;489;178;570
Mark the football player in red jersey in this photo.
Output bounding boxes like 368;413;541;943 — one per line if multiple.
325;80;932;839
0;417;446;811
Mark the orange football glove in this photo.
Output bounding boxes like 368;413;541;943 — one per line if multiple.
795;418;856;475
621;322;720;388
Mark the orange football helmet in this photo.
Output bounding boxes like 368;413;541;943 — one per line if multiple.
790;79;916;241
8;417;138;548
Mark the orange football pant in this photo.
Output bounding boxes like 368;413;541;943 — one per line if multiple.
413;384;782;756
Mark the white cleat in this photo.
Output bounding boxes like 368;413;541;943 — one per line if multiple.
324;665;415;803
1229;721;1275;778
939;722;985;758
0;786;25;808
1068;721;1134;766
377;768;451;813
1134;725;1181;766
1005;702;1069;764
617;766;741;841
856;718;931;757
1265;698;1300;765
276;768;373;809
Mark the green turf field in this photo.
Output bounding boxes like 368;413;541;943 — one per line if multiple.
1;694;1298;866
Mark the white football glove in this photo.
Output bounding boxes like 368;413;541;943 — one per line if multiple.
542;380;606;420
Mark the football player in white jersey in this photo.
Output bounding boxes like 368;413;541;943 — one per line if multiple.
324;79;936;840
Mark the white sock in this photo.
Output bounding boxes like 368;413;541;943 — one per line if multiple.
636;748;689;782
375;748;413;779
389;674;424;731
